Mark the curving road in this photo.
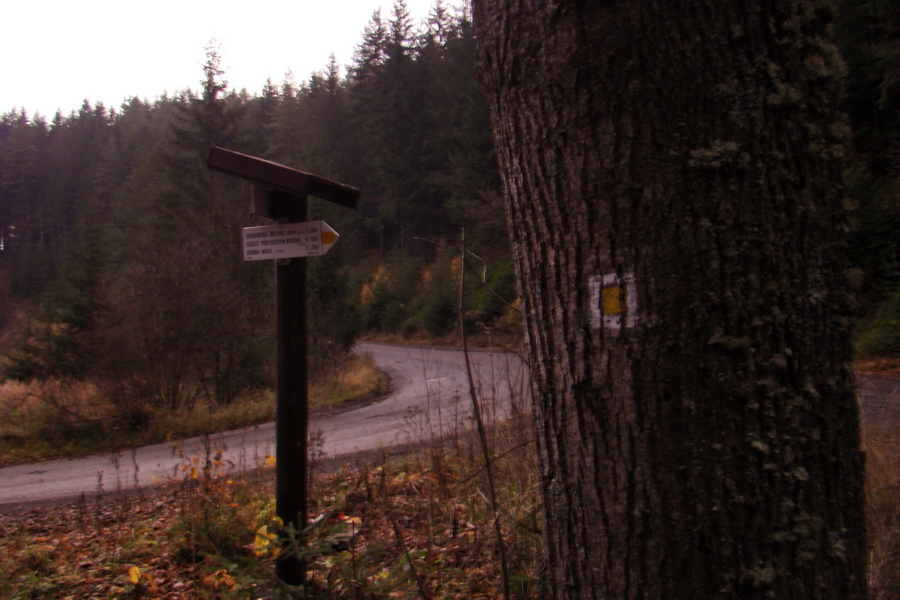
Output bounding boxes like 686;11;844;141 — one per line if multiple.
0;342;896;511
0;343;530;510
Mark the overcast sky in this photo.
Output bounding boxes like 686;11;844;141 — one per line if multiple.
1;0;444;119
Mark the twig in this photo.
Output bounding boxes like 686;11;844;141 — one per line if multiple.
459;227;512;600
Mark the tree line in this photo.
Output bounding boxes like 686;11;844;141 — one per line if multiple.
0;1;512;420
0;0;898;406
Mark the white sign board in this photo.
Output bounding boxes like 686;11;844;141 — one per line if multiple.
242;220;339;261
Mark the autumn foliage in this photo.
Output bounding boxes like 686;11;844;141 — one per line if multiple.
0;417;544;599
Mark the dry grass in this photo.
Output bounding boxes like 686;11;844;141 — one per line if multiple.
0;378;115;464
361;326;524;353
866;430;900;599
0;416;545;599
0;378;110;424
856;357;900;377
310;354;391;410
0;354;389;466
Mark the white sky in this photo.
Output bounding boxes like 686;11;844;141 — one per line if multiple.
1;0;443;119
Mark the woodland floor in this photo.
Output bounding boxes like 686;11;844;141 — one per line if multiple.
0;366;897;599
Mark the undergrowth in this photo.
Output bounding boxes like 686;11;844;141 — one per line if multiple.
0;354;388;467
1;401;897;597
0;415;544;599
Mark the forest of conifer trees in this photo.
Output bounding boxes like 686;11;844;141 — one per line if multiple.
0;0;898;412
0;2;517;413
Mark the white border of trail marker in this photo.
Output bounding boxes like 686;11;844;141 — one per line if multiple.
242;220;339;261
589;272;638;330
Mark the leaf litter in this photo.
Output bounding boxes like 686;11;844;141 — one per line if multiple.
0;432;545;599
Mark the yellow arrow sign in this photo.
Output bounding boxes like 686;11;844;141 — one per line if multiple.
242;220;340;261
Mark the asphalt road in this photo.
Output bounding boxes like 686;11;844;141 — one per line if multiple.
0;343;896;510
0;343;530;510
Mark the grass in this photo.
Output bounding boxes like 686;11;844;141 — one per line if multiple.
856;356;900;376
309;355;391;410
0;354;389;467
866;430;900;600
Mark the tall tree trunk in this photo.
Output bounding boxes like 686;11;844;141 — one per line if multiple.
474;1;867;599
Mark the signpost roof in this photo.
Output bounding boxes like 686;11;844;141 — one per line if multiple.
208;146;360;209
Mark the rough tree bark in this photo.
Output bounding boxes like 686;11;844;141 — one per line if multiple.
474;1;866;599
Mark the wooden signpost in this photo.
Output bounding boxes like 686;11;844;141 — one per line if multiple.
208;147;359;585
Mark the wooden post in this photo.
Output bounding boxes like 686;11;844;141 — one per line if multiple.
207;148;359;587
271;190;308;585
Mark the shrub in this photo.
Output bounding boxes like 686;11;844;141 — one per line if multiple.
417;261;458;336
858;284;900;358
362;260;420;333
472;259;518;322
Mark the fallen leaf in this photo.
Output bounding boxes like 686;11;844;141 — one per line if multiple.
127;565;141;585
